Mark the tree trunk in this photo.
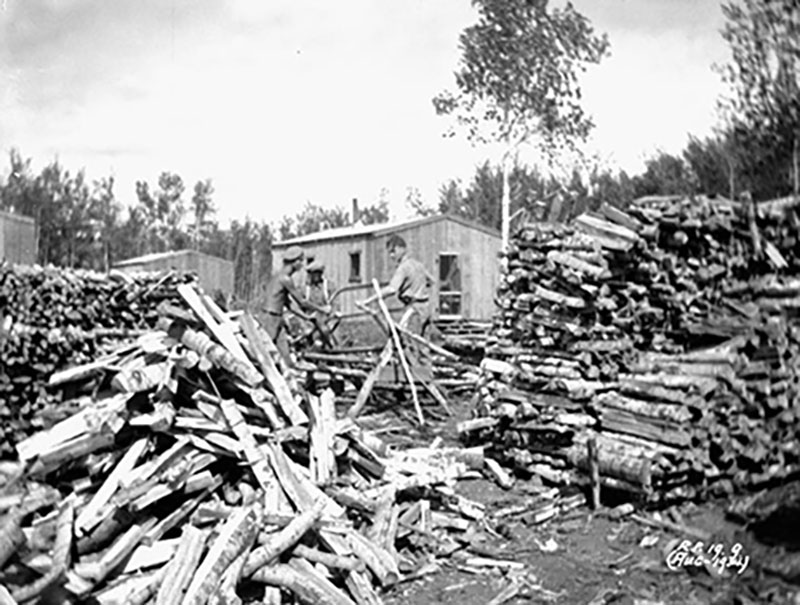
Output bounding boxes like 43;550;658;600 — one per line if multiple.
501;150;511;251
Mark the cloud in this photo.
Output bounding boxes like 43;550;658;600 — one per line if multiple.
0;0;731;225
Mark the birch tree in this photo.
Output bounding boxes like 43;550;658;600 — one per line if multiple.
433;0;608;248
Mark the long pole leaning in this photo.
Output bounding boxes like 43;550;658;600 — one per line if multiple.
371;279;424;426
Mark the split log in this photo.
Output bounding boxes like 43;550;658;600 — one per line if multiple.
219;398;275;491
364;485;397;556
309;389;337;485
158;318;263;387
291;557;358;605
181;502;262;605
178;284;251;364
0;510;25;568
10;496;74;603
347;342;394;419
75;517;157;584
240;313;307;425
209;548;251;605
0;586;16;605
76;438;150;535
154;525;206;605
343;568;383;605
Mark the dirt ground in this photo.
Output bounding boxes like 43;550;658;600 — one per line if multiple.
352;395;800;605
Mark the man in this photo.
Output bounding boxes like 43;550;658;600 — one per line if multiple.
262;246;329;367
305;260;332;308
362;234;433;337
303;260;338;348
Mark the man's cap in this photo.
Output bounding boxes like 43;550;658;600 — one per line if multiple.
307;260;324;272
284;246;304;262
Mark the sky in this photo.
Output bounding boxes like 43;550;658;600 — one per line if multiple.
0;0;731;227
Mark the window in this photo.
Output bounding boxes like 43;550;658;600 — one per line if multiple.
349;251;361;283
439;253;462;316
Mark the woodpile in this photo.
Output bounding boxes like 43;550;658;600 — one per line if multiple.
466;195;800;505
0;264;194;458
0;279;492;604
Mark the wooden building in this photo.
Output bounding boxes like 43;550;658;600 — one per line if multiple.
272;214;502;319
113;250;234;297
0;210;37;265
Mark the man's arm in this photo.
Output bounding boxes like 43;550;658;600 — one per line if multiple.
363;265;405;305
283;275;329;315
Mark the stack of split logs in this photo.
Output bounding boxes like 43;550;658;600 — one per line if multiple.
0;264;194;458
465;194;800;505
0;280;493;605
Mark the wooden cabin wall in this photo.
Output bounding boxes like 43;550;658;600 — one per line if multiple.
273;218;501;319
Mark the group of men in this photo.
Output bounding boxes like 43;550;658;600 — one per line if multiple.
261;234;432;369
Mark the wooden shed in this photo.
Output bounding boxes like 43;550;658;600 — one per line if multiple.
0;210;37;265
113;250;234;297
272;215;502;319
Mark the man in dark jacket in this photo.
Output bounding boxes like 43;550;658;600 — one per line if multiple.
262;246;329;367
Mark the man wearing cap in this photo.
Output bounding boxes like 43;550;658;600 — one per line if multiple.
262;246;329;367
303;260;338;348
305;260;332;308
362;234;433;337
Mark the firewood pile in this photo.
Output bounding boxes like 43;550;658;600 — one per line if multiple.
0;264;195;458
464;195;800;505
0;280;497;605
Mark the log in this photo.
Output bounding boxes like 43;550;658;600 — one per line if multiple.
0;510;25;569
309;389;337;485
347;342;394;419
240;313;307;425
219;398;275;491
10;495;74;603
251;563;356;605
290;557;358;605
484;458;514;490
178;284;252;364
75;517;157;584
76;438;150;535
158;318;263;386
588;437;601;509
364;485;397;556
293;544;364;572
0;586;16;605
345;529;400;587
209;548;251;605
343;568;383;605
155;525;207;605
243;498;325;576
181;503;262;605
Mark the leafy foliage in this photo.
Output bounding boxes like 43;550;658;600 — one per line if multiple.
718;0;800;194
278;199;390;240
433;0;609;154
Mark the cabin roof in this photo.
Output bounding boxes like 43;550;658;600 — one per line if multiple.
273;213;501;247
113;249;230;267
